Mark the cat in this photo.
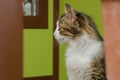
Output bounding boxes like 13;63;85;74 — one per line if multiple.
54;4;106;80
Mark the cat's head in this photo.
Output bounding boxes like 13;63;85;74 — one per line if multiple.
54;4;100;43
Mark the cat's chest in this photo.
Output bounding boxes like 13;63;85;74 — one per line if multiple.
65;42;102;70
65;51;92;70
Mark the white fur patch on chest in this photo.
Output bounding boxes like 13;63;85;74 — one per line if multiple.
65;33;103;79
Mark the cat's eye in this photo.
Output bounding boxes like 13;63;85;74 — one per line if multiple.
63;28;70;32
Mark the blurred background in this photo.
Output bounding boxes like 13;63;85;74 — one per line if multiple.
102;0;120;80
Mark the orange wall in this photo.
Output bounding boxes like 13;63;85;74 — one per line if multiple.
102;1;120;80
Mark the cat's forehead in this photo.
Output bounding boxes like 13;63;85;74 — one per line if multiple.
60;14;72;20
58;19;73;28
58;14;74;25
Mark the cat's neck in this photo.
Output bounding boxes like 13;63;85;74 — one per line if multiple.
66;32;103;56
68;32;100;47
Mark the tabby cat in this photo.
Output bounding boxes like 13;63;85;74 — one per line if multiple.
54;4;106;80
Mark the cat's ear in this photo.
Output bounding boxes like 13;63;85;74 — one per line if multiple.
65;4;76;22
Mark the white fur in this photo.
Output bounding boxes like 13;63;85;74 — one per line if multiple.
54;22;104;80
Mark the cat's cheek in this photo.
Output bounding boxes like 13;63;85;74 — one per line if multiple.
54;32;64;43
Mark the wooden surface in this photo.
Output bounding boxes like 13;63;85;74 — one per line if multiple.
0;0;23;80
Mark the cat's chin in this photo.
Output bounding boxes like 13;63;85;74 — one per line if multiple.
54;33;67;43
54;35;70;44
55;37;65;43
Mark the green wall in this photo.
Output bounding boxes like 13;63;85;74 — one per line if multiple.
59;0;103;80
23;0;53;78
